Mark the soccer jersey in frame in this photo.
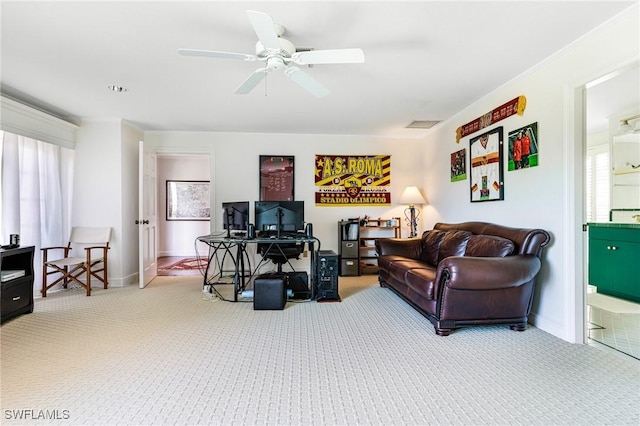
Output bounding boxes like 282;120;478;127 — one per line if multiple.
470;127;504;202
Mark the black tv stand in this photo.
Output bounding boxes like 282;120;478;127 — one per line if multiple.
1;246;35;323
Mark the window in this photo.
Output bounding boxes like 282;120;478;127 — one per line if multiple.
585;144;610;222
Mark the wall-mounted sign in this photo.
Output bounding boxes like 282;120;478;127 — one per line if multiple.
314;154;391;206
456;95;526;143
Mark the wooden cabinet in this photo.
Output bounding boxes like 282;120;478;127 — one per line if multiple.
588;224;640;303
338;218;401;276
1;246;35;323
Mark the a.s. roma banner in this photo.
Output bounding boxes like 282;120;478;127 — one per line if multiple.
315;155;391;206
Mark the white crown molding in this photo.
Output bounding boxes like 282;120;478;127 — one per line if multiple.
0;95;78;149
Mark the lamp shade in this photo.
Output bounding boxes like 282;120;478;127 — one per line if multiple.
398;186;426;205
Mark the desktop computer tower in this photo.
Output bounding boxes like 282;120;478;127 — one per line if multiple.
315;250;339;301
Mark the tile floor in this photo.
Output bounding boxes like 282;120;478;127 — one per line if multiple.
588;295;640;360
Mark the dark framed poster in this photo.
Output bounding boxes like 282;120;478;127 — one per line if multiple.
469;127;504;202
259;155;295;201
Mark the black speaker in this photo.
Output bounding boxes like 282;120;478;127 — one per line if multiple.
247;223;255;239
254;273;286;310
305;222;313;237
316;250;340;301
287;271;310;300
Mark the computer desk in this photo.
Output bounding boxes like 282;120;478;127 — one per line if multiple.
197;234;320;302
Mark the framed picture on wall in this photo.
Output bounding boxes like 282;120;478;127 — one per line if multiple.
469;127;504;202
166;180;210;220
259;155;295;201
508;122;539;171
451;148;467;182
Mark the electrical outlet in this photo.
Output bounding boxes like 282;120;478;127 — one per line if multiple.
303;250;308;257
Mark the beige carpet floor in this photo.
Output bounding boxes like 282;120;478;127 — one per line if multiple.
1;275;639;425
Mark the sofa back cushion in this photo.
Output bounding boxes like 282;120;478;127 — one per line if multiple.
438;230;472;263
420;230;472;265
421;230;446;266
465;235;514;257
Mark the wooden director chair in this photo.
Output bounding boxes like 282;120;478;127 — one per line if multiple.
41;227;111;297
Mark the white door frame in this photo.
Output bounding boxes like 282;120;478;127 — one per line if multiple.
569;61;640;344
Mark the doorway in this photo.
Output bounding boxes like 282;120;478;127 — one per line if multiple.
584;64;640;359
156;153;212;277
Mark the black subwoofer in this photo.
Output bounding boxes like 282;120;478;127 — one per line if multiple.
253;273;287;310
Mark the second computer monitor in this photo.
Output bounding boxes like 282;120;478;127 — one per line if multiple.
222;201;250;231
254;201;304;235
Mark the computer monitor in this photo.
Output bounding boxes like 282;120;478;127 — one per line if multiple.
254;201;304;237
222;201;249;236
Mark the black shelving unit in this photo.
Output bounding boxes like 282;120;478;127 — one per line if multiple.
1;246;35;323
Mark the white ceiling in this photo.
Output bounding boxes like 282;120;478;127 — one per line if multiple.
1;1;636;138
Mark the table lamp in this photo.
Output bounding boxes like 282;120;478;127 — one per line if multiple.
398;186;426;237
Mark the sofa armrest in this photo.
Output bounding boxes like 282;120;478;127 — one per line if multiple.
438;255;541;290
375;238;422;260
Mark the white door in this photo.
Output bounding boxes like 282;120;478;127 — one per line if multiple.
138;140;158;288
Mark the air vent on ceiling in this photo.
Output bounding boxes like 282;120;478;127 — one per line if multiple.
406;120;440;129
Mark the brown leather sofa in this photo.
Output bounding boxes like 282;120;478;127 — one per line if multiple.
375;222;551;336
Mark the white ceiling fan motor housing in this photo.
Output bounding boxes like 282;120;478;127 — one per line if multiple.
255;37;296;60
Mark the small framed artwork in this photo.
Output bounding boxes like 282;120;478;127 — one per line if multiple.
451;148;467;182
508;122;539;171
259;155;295;201
469;127;504;202
166;180;210;221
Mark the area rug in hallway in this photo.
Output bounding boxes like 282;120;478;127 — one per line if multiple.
158;257;208;276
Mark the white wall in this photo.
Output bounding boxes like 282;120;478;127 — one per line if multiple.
421;5;639;342
74;119;142;287
157;155;211;257
145;132;426;261
75;120;124;283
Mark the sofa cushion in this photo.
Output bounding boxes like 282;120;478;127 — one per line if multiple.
405;267;437;299
420;230;446;266
465;235;515;257
437;230;472;263
387;259;428;283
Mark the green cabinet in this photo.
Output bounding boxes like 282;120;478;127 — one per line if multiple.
588;224;640;303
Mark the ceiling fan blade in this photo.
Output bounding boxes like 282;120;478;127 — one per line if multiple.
246;10;280;51
291;48;365;65
284;66;330;98
178;48;256;61
234;68;269;94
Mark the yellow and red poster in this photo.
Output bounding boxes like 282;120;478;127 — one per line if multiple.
314;154;391;206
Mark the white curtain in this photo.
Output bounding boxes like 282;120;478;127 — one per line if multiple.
1;131;75;294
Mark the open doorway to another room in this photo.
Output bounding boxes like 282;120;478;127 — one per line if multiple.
584;64;640;360
157;154;212;277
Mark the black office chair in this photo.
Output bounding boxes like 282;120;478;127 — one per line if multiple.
258;241;305;273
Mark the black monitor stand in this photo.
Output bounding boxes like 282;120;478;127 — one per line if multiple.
225;208;234;239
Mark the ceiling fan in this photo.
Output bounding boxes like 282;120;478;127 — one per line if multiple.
178;10;365;98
